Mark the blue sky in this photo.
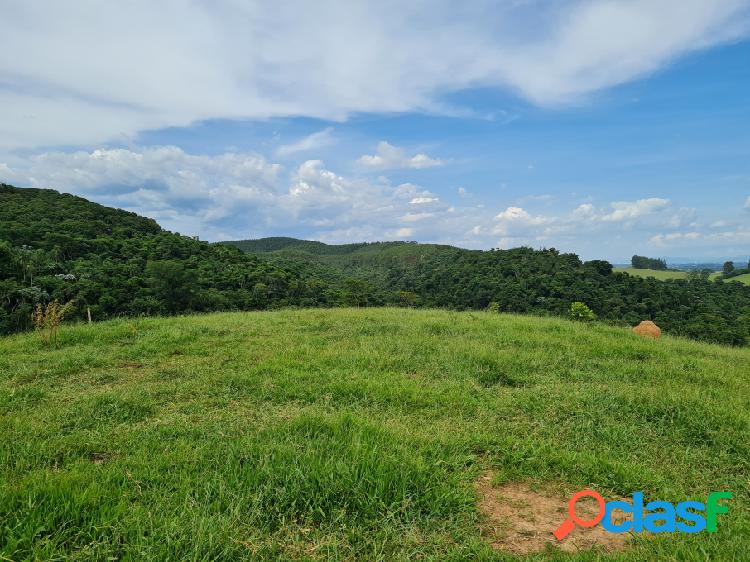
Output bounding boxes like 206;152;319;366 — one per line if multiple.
1;1;749;262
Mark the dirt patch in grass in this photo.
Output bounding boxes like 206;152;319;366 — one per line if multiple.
89;452;111;465
476;474;631;555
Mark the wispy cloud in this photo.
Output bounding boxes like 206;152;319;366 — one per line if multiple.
651;228;750;248
275;127;335;157
3;1;748;148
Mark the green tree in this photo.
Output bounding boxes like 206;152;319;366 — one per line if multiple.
343;279;374;307
146;260;197;313
569;301;596;321
688;269;711;282
396;291;419;307
0;241;19;279
632;255;667;270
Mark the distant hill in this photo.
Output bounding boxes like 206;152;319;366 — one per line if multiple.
614;266;750;286
728;273;750;285
221;237;453;258
613;267;688;280
220;237;462;289
714;272;750;286
222;237;418;255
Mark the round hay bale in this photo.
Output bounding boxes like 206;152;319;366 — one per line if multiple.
632;320;661;339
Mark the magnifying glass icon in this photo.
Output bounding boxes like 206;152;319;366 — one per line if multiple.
553;489;606;540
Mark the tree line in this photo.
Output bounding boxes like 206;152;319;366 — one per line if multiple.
631;255;667;270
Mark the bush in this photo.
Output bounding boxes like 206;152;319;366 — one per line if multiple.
397;291;419;307
569;301;595;321
486;301;500;313
32;299;74;347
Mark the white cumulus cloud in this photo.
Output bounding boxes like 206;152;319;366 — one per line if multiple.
600;198;671;222
3;146;749;258
0;147;457;242
358;142;444;170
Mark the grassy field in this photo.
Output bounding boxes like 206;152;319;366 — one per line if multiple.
615;268;750;286
614;268;688;280
1;309;748;560
714;273;750;285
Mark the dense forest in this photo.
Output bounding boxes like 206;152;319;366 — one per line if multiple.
0;185;358;335
223;238;750;346
2;184;749;346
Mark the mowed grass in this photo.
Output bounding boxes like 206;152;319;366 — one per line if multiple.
614;268;688;280
1;308;748;561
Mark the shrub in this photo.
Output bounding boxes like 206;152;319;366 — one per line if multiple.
569;301;595;321
31;299;74;347
397;291;420;307
486;301;500;314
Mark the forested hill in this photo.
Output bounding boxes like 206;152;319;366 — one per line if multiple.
221;237;454;256
0;184;352;335
223;237;375;254
1;184;162;246
1;184;749;346
225;237;750;346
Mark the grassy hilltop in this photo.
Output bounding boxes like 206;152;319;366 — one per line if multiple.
615;267;750;286
719;272;750;286
1;308;748;560
613;268;688;281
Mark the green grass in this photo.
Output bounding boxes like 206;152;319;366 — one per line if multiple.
614;267;688;280
1;308;748;561
712;272;750;285
616;268;750;285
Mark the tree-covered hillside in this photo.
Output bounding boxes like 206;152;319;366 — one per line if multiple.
0;185;355;334
221;237;448;257
2;184;749;346
226;237;750;346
